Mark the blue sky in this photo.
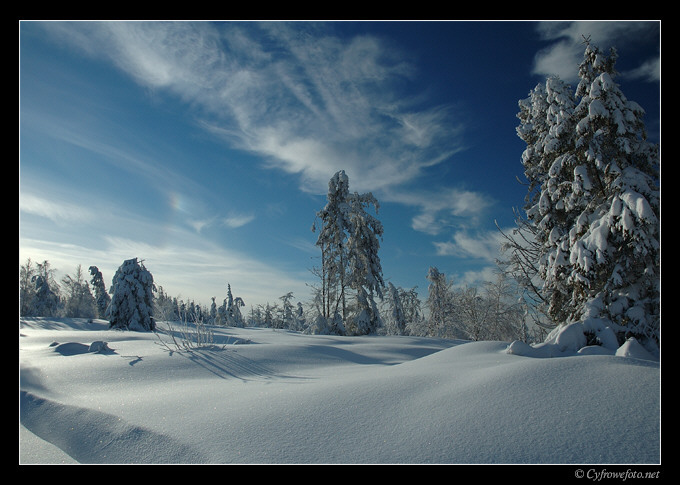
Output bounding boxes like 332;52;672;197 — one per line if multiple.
19;20;660;309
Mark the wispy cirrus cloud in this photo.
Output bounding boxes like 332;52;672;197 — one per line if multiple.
20;192;94;224
40;21;466;197
185;212;255;233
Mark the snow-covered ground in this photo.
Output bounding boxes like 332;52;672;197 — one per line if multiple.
19;317;660;464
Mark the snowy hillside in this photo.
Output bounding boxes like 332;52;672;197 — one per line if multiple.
19;318;660;464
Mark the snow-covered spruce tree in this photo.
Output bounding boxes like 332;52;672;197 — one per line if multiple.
345;189;384;335
511;41;659;352
313;170;352;328
312;170;385;335
566;42;660;348
31;275;60;317
277;292;295;329
517;80;552;209
107;258;156;331
511;75;578;327
89;266;111;319
225;284;245;327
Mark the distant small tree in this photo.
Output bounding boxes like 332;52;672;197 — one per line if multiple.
154;286;177;322
29;260;60;317
454;285;488;341
89;266;111;319
225;284;245;327
215;297;227;326
277;292;295;329
107;258;156;331
292;301;307;331
425;267;454;338
401;286;426;336
20;258;36;316
384;282;407;335
482;271;527;341
31;275;60;317
209;297;218;324
248;305;263;327
62;264;96;319
263;303;276;328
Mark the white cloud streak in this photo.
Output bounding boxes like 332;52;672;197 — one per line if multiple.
433;229;505;262
20;193;94;224
222;212;255;229
384;187;494;236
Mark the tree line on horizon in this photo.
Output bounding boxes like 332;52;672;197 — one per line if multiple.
18;252;536;343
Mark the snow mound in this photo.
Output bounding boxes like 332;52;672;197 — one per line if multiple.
50;340;113;356
506;319;658;361
616;337;656;361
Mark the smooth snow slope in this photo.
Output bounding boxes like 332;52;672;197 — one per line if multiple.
19;318;660;464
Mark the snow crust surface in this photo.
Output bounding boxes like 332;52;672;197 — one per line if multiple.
19;318;660;464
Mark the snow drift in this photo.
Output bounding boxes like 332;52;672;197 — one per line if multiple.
19;318;660;464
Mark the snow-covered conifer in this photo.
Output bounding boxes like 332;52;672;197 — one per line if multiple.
313;170;384;335
401;286;425;336
263;303;275;328
209;297;217;324
346;190;384;335
225;284;245;327
512;75;580;325
215;298;227;326
565;42;659;346
313;170;352;325
511;41;659;351
384;282;407;335
31;275;60;317
107;258;156;331
89;265;111;319
293;301;306;331
425;267;453;337
277;292;295;329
